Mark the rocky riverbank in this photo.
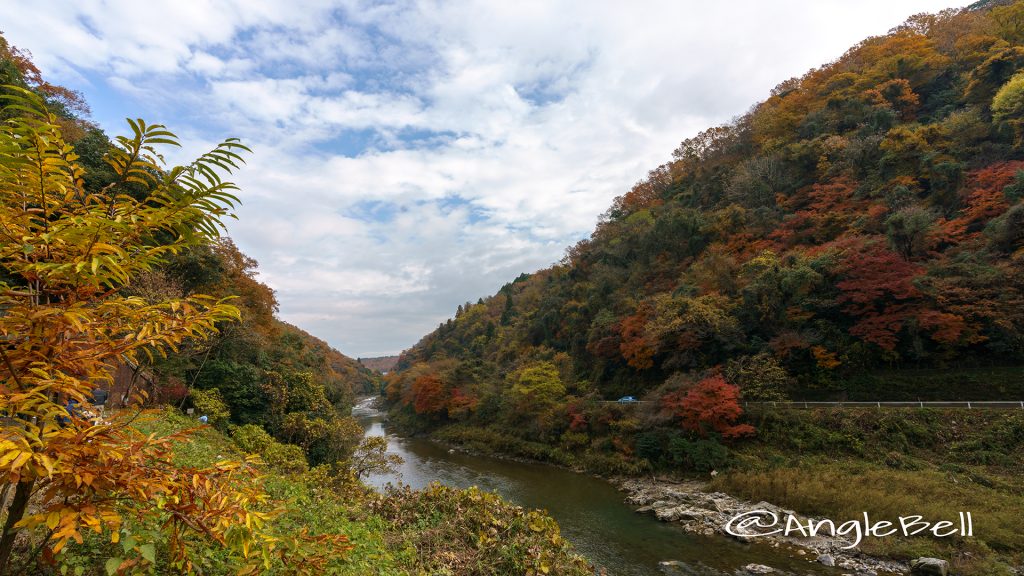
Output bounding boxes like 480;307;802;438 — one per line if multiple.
616;477;912;576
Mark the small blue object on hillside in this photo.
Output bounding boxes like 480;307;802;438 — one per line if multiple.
198;415;208;424
617;396;638;403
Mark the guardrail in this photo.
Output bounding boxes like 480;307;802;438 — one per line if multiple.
743;400;1024;409
597;400;1024;409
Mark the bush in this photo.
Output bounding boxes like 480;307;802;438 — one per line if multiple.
634;430;665;463
191;387;231;429
263;442;309;475
369;483;592;576
559;430;590;450
230;422;315;475
667;436;730;473
725;353;791;401
230;424;274;454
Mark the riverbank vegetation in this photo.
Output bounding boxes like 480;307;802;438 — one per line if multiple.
49;408;591;576
144;409;590;576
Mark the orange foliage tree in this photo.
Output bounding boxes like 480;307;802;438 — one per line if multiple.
0;89;349;574
618;308;655;370
412;374;447;416
662;375;755;440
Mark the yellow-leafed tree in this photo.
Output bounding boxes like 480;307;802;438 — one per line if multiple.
0;88;349;574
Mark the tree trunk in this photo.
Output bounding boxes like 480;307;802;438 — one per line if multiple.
0;479;35;576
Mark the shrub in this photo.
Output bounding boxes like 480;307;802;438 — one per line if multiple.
369;483;592;576
263;442;309;475
667;436;730;472
191;387;231;429
724;353;792;401
230;424;274;454
559;431;590;450
634;430;665;463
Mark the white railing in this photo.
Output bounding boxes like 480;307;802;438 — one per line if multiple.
742;400;1024;409
597;400;1024;409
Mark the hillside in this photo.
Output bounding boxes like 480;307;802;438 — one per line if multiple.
278;321;382;397
389;1;1024;423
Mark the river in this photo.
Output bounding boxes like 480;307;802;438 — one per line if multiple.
353;398;842;576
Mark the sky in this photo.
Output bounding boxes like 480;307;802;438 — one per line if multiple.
4;0;966;357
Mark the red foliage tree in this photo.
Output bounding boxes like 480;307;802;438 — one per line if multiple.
446;387;479;419
772;178;869;248
934;161;1023;245
662;376;755;440
836;240;924;350
412;374;447;416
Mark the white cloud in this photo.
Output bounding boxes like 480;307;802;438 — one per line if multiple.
4;0;967;356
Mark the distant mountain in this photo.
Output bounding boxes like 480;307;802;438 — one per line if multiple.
360;356;400;374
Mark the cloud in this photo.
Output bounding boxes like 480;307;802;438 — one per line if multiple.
4;0;966;356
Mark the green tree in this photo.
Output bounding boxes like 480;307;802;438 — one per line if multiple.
885;206;936;259
993;71;1024;143
510;362;566;409
724;353;792;401
190;387;231;429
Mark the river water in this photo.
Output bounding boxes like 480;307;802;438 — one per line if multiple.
353;398;841;576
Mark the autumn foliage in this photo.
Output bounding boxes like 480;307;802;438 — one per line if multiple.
662;376;756;440
836;241;924;351
618;309;655;370
412;374;447;415
0;88;350;574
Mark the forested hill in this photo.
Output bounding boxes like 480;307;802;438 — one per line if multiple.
388;2;1024;425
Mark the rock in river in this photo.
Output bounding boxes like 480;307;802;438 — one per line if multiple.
910;557;949;576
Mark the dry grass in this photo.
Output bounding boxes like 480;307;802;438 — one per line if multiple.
712;461;1024;575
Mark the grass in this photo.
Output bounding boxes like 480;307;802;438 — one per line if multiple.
712;461;1023;575
131;408;243;466
710;407;1024;575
